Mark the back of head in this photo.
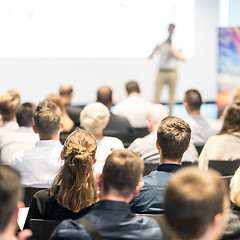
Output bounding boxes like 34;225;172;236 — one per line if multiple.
51;129;97;212
102;149;144;198
164;167;229;240
34;100;61;139
147;104;169;129
219;103;240;135
126;81;140;95
157;116;191;161
97;85;112;107
0;92;20;122
80;102;110;134
0;165;22;233
16;102;35;127
59;82;73;97
184;89;202;111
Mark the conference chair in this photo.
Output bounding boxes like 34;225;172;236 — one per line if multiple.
208;159;240;176
29;219;60;240
24;187;47;207
143;162;159;176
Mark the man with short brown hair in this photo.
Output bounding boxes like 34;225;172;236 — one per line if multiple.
12;100;63;188
0;91;20;136
164;167;230;240
49;149;162;240
130;116;191;213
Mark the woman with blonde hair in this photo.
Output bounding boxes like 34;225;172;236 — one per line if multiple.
80;102;124;173
24;129;98;229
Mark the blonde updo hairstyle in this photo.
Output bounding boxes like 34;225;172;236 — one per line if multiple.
80;102;110;134
50;129;98;212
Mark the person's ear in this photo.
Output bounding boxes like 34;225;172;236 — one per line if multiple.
60;150;64;160
93;157;97;165
60;122;64;133
96;173;103;189
32;124;38;134
156;140;160;151
133;181;144;198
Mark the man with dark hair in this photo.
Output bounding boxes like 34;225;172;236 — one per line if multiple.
164;167;230;240
130;116;191;213
183;89;219;147
59;82;82;127
0;165;32;240
49;149;162;240
12;100;63;188
97;85;133;136
0;102;39;165
114;81;152;127
0;91;20;136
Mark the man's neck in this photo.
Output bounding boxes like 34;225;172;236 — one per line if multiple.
0;224;17;240
101;192;133;204
188;110;201;116
160;158;181;165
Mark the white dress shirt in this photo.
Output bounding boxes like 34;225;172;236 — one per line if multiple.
0;121;19;136
114;93;153;128
12;140;63;188
0;127;39;165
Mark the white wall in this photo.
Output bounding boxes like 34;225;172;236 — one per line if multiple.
0;0;219;105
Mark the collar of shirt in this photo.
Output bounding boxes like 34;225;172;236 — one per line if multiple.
156;163;182;173
35;140;62;148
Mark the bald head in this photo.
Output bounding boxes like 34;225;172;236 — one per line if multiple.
147;104;169;132
97;86;113;109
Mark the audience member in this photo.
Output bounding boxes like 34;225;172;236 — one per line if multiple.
59;82;82;127
0;102;39;165
130;116;191;213
0;91;20;136
164;167;230;240
80;102;124;173
0;165;32;240
129;104;198;163
11;100;63;188
183;89;220;146
199;103;240;171
222;166;240;239
24;129;97;229
97;85;133;136
49;149;162;240
114;81;153;127
46;93;75;133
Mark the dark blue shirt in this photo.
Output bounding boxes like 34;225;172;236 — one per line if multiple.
130;164;182;214
49;200;162;240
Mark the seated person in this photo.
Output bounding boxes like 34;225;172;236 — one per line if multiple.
0;102;39;165
164;167;230;240
183;89;220;147
130;116;191;213
0;91;20;136
12;100;63;188
199;103;240;171
97;85;133;136
222;166;240;239
0;165;32;240
80;102;124;173
114;81;153;128
49;149;162;240
129;104;198;163
24;129;98;229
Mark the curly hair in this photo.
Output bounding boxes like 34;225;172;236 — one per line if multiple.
50;129;98;212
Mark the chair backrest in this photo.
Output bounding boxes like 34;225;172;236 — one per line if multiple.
143;163;159;176
24;187;47;207
181;161;198;167
208;159;240;176
139;214;172;240
29;219;60;240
